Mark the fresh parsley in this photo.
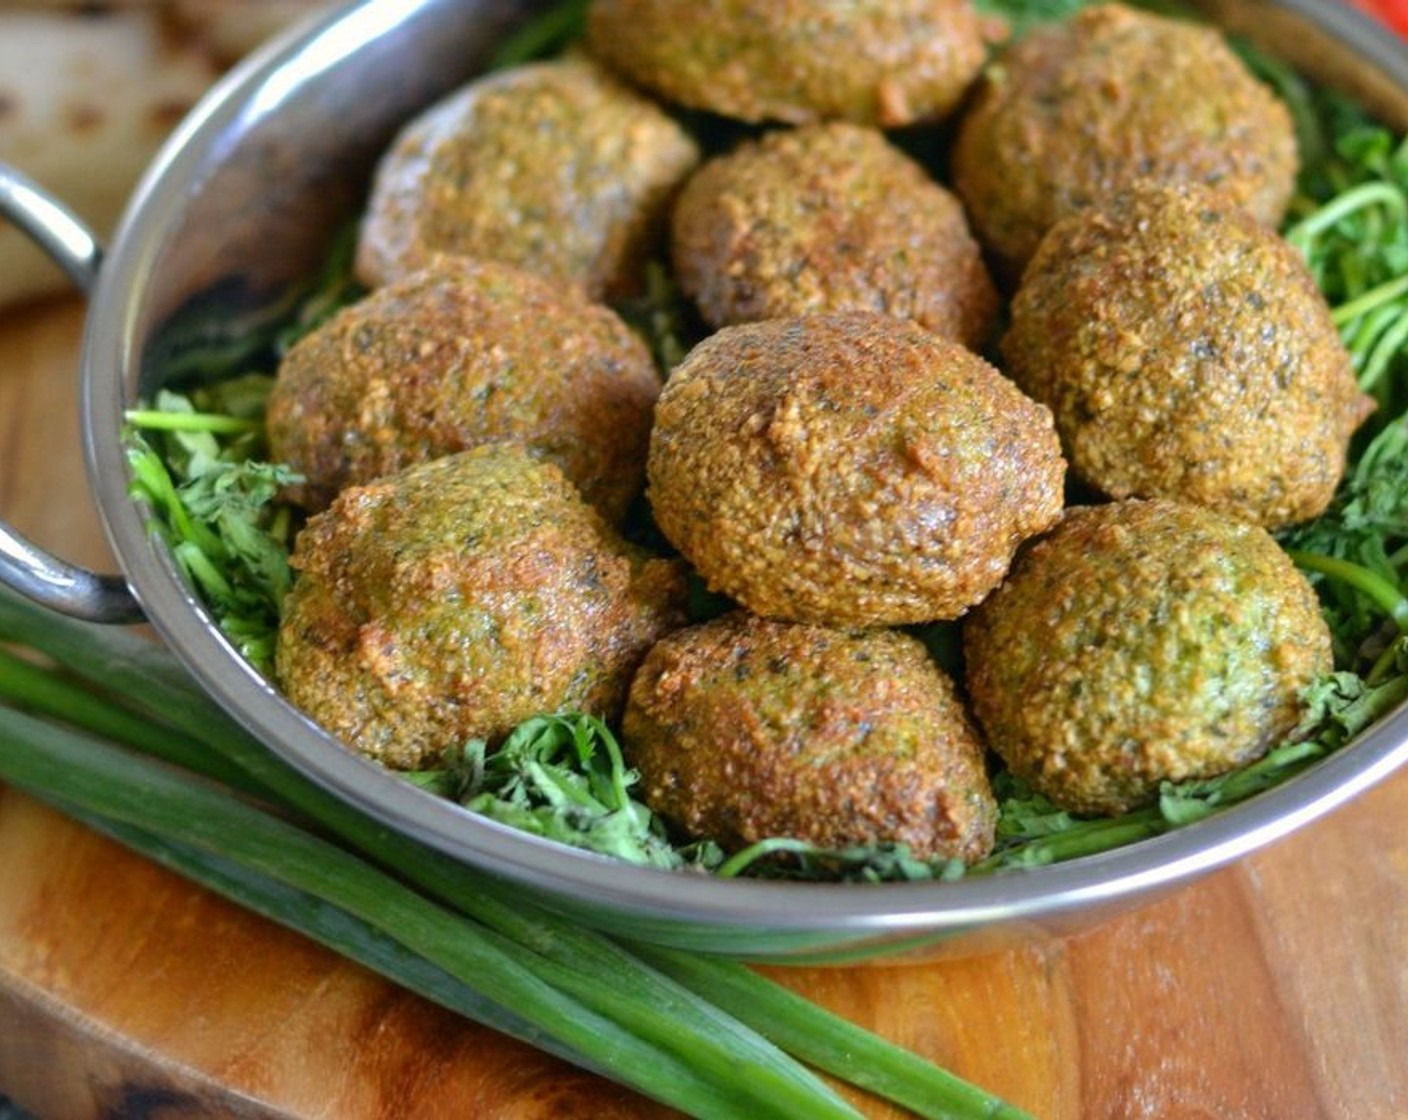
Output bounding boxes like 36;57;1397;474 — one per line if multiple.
410;714;723;871
125;383;301;674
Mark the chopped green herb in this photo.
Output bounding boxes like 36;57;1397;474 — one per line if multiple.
1284;98;1408;422
415;714;723;871
125;388;301;674
1279;416;1408;664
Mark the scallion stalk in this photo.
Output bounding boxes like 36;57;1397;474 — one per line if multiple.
0;703;839;1120
630;945;1034;1120
0;645;260;796
53;804;592;1073
0;586;1028;1118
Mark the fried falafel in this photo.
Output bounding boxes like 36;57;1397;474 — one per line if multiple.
266;255;661;522
952;2;1298;280
1000;179;1373;528
670;122;998;349
355;57;700;299
647;312;1066;626
584;0;989;127
622;612;998;862
275;444;688;770
963;499;1333;816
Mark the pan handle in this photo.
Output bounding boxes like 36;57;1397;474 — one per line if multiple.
0;163;144;624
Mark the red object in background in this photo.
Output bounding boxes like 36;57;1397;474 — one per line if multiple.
1352;0;1408;37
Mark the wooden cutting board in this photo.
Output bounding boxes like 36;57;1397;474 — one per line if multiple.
1;295;1406;1119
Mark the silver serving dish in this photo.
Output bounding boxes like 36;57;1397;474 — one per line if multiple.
3;0;1407;961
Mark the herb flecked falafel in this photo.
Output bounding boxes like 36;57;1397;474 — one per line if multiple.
276;445;688;771
1000;179;1373;528
670;121;998;349
584;0;990;127
355;57;700;299
266;256;661;522
623;612;998;862
952;2;1298;280
962;499;1333;816
647;311;1066;626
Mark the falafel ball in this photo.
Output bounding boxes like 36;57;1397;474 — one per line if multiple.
1000;180;1373;529
963;499;1332;816
671;122;998;349
584;0;988;128
266;256;661;522
647;312;1066;626
275;444;688;771
355;57;700;299
622;612;998;862
951;3;1298;280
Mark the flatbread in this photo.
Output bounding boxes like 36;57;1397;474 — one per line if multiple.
0;2;326;308
173;0;329;64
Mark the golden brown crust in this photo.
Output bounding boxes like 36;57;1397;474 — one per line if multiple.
584;0;988;127
647;312;1066;626
963;499;1333;815
952;2;1299;280
355;57;700;299
670;122;998;349
623;612;997;861
275;445;688;770
1000;180;1372;528
266;256;661;522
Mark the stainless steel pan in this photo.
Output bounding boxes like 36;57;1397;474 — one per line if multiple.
3;0;1407;961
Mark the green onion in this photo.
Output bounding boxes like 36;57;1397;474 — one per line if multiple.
0;646;262;797
58;807;592;1073
0;586;1028;1118
0;702;841;1120
632;945;1034;1120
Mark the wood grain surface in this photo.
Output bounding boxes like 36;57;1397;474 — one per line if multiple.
1;295;1406;1119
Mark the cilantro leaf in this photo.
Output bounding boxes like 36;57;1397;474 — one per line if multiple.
125;388;302;675
429;714;720;871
